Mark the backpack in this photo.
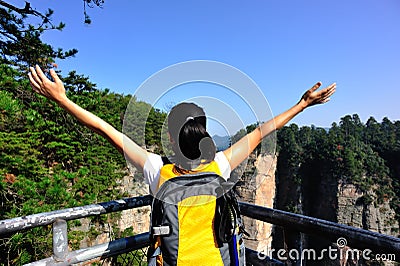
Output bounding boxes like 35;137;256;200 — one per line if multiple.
147;158;247;266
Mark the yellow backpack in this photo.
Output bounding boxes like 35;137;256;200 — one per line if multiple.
147;158;246;266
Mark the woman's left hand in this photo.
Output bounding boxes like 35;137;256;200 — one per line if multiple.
299;82;336;108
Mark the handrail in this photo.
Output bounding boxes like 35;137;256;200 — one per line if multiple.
1;195;398;264
239;202;400;256
0;195;152;236
25;232;151;266
24;231;284;266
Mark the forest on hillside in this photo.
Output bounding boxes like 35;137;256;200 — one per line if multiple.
277;116;400;209
1;1;399;264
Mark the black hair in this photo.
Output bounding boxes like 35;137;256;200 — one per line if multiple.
167;102;216;171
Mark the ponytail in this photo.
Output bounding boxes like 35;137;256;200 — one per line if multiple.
167;103;216;171
178;118;216;163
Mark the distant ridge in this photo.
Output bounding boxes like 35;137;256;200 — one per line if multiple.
212;135;231;151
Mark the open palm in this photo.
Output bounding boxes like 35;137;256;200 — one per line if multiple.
28;65;67;103
301;82;336;107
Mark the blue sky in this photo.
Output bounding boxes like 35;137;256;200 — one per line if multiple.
10;0;400;131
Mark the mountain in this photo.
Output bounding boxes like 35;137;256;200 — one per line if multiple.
212;135;231;151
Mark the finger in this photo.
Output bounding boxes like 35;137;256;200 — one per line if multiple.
309;82;322;92
326;82;336;92
50;69;62;85
321;98;331;103
321;91;335;101
326;87;336;98
29;73;49;97
328;82;336;90
319;83;336;96
322;82;335;91
29;76;49;98
35;65;49;82
28;73;41;91
324;83;336;97
321;86;336;101
29;67;42;85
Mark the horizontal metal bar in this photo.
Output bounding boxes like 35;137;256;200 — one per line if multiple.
24;232;151;266
24;231;281;266
239;202;400;257
2;195;399;263
0;195;152;236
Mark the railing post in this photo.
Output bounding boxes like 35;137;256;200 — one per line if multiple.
52;218;68;261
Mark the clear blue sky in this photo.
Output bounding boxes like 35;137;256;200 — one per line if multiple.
10;0;400;129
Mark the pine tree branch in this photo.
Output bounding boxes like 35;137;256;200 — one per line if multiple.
0;1;45;19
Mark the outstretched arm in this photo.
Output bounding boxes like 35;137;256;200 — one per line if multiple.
223;82;336;170
28;65;148;170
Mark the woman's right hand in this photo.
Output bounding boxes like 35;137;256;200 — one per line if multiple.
28;65;67;104
28;64;148;170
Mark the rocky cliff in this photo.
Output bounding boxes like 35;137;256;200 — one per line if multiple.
71;172;151;249
273;155;399;265
234;154;277;252
337;182;398;236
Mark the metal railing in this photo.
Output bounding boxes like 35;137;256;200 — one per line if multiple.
240;202;400;256
1;195;399;265
0;196;153;265
0;195;153;235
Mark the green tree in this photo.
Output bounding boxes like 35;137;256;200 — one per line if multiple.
275;124;303;213
0;1;78;71
0;2;150;263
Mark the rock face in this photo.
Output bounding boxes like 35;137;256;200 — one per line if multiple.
337;182;398;236
273;158;399;265
234;154;277;253
234;152;399;265
115;174;151;235
72;172;151;250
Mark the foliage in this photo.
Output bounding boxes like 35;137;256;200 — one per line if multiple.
276;114;400;224
0;1;161;263
0;1;77;72
83;0;105;24
0;0;106;38
0;63;166;264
